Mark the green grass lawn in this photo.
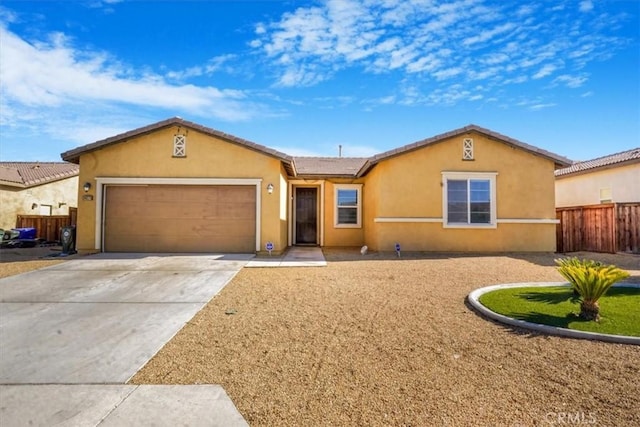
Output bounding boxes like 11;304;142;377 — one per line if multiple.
479;285;640;337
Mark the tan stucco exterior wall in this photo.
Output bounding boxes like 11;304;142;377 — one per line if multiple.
0;177;78;230
555;162;640;207
76;126;286;253
72;124;560;253
361;131;558;252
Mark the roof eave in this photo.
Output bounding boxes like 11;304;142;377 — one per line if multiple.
357;125;572;173
0;180;26;188
555;157;640;178
61;117;295;165
296;173;359;179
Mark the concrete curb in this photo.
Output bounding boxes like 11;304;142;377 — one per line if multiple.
467;282;640;346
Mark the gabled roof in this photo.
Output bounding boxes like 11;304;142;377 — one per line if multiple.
555;147;640;177
0;162;79;188
356;124;572;177
59;119;571;179
60;117;296;176
294;157;368;177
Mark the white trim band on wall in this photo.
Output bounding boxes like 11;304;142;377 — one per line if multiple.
496;219;560;224
94;177;263;251
374;217;559;224
374;217;443;223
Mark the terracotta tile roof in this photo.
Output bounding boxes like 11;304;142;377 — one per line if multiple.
356;124;572;176
555;147;640;177
60;117;296;176
0;162;79;188
294;157;368;177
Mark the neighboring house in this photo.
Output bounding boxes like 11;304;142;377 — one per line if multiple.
554;148;640;254
0;162;79;230
61;117;571;254
555;148;640;207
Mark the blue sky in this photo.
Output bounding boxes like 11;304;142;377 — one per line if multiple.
0;0;638;163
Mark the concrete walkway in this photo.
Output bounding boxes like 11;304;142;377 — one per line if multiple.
0;253;250;426
246;246;326;267
1;385;246;427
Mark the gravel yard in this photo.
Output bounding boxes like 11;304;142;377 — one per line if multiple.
132;250;640;426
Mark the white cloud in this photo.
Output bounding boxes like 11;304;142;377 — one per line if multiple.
579;1;594;13
553;74;588;88
0;26;264;122
165;54;238;81
433;67;463;80
529;103;556;110
0;6;18;23
249;0;628;111
533;64;558;79
516;5;536;17
462;22;516;46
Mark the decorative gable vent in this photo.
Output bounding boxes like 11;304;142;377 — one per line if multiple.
173;134;186;157
462;138;474;160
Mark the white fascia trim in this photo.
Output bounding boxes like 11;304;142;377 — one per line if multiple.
94;177;263;251
374;217;443;223
497;218;560;224
95;177;262;186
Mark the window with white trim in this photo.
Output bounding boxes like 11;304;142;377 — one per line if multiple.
334;184;362;228
599;187;612;203
173;134;186;157
442;172;497;227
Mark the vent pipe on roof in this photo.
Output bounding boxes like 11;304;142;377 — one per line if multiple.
338;145;342;158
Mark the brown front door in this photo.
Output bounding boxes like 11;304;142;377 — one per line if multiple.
295;187;317;244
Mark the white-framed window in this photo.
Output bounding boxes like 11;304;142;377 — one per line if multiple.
39;204;52;216
334;184;362;228
442;172;497;228
599;187;612;203
462;138;474;160
173;134;186;157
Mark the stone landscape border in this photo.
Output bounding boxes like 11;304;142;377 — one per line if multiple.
467;282;640;345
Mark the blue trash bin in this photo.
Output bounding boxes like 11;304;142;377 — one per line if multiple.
14;227;37;239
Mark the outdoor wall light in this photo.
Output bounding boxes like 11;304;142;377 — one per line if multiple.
83;182;92;192
31;203;38;209
267;183;274;194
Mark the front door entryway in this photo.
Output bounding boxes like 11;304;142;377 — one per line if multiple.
295;187;318;244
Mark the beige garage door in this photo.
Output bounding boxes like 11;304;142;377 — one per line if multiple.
104;185;256;252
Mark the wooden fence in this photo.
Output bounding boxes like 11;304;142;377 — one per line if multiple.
15;208;77;242
556;203;640;254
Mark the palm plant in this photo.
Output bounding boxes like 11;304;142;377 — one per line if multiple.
555;257;630;321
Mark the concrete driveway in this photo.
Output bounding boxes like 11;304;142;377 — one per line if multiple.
0;253;250;425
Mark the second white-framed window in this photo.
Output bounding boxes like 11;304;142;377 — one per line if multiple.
442;172;497;228
334;184;362;228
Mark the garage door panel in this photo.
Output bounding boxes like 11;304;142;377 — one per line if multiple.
106;234;255;253
107;186;147;202
104;185;256;253
217;187;255;202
